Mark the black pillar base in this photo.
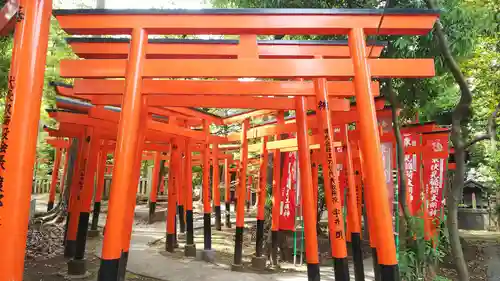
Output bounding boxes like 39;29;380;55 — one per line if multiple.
381;264;399;281
178;205;185;233
75;212;90;260
47;201;54;212
67;259;87;276
255;219;264;257
204;213;212;250
271;230;279;265
186;210;194;245
351;233;365;281
225;202;231;228
372;247;381;281
215;205;222;231
166;234;175;253
333;257;350;281
251;255;267;271
233;226;244;265
184;243;197;257
88;229;100;238
117;251;129;281
148;201;156;224
91;201;101;230
307;263;320;281
64;240;77;258
98;258;120;281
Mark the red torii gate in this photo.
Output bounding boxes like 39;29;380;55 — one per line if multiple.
0;5;440;281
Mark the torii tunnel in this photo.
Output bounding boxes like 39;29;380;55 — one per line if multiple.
0;3;442;281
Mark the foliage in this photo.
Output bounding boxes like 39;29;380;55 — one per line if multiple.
399;216;450;281
0;15;77;174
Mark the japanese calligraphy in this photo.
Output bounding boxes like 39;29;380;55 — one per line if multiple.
317;100;328;111
323;128;344;240
0;75;15;219
16;6;25;22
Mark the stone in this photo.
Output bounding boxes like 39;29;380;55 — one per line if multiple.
251;256;267;271
67;259;86;276
87;229;100;238
184;244;197;257
202;249;216;263
231;263;244;272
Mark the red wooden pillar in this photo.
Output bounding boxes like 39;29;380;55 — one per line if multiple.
178;144;186;233
98;28;148;281
149;151;162;222
314;77;349;280
90;148;107;232
184;139;196;256
0;0;52;278
343;125;365;281
232;118;249;268
212;143;222;230
65;133;88;259
271;110;285;265
72;128;101;272
166;140;180;253
119;103;147;279
295;96;320;281
349;28;398;280
253;136;268;264
224;158;232;228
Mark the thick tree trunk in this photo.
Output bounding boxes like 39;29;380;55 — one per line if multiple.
448;122;469;281
425;0;471;279
385;81;410;252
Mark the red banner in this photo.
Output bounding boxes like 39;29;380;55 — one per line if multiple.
403;132;422;216
422;133;449;239
280;152;297;231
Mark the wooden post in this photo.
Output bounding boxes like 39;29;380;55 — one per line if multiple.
224;158;232;228
213;143;222;230
349;27;398;280
295;96;320;281
184;139;196;256
313;76;349;280
0;0;52;278
271;110;285;265
252;136;268;269
98;28;147;281
91;149;107;231
149;151;162;222
166;140;179;253
232;118;249;270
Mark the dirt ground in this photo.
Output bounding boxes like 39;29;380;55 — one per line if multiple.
23;236;162;281
151;223;373;274
438;237;500;281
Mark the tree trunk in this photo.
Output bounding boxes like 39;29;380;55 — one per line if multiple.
448;122;469;281
386;83;412;252
424;0;475;278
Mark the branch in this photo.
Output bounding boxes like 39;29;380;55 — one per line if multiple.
465;101;500;149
